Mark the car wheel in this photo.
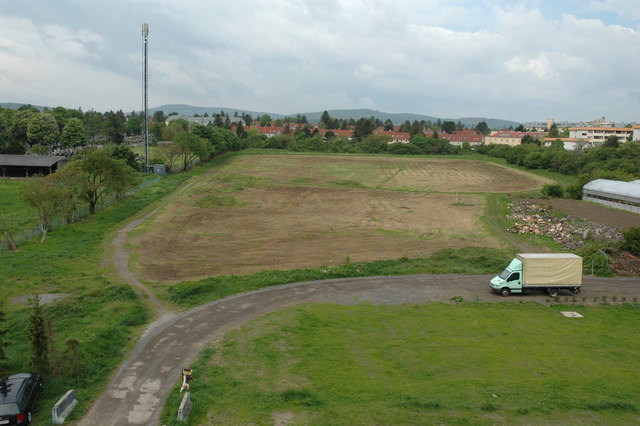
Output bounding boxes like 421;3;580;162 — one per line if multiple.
500;288;510;297
548;288;558;297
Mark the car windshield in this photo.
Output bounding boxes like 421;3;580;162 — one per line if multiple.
498;268;511;280
0;402;19;416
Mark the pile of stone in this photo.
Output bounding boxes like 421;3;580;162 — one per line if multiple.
506;200;623;250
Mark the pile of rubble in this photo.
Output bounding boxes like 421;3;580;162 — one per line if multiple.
507;200;623;251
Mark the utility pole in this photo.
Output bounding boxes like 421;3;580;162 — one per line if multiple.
142;23;150;172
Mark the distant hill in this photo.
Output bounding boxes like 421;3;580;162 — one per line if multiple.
0;102;46;111
150;104;521;129
2;102;521;129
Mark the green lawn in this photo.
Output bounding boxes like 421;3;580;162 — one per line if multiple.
161;302;640;425
0;161;211;423
0;179;39;234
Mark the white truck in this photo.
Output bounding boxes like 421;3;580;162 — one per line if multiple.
490;253;583;297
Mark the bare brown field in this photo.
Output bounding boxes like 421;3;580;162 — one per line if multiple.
130;155;548;283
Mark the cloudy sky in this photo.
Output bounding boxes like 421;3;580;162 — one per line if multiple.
1;0;638;122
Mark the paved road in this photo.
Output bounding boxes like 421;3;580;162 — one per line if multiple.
78;273;639;425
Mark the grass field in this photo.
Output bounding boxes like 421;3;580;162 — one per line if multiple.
161;302;640;425
0;161;209;423
0;179;39;234
130;154;551;283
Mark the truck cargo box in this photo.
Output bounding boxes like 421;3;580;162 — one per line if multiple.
516;253;582;286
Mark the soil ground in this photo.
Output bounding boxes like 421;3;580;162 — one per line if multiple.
536;198;640;230
130;155;548;283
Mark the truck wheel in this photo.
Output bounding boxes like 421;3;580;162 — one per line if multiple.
548;288;559;298
573;287;581;294
500;288;510;297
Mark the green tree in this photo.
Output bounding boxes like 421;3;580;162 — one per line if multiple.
474;121;490;135
409;120;423;136
320;110;331;127
622;227;640;255
352;117;376;141
22;176;72;241
259;114;272;126
67;148;136;214
383;119;394;131
0;113;9;153
103;110;125;144
50;166;85;223
7;109;35;153
124;115;142;136
60;117;87;148
84;110;103;141
27;112;60;147
440;120;456;134
548;123;559;138
27;296;49;373
604;135;620;148
172;132;210;171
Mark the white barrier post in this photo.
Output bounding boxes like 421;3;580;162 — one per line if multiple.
177;391;191;422
52;389;78;424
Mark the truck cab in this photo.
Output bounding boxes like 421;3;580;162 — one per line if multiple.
490;258;523;296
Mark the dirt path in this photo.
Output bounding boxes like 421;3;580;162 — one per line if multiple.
79;273;639;426
111;208;168;315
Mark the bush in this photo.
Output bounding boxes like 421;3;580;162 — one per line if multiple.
541;183;564;198
622;227;640;255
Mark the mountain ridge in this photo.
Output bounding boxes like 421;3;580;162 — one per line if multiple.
149;104;521;129
1;102;522;129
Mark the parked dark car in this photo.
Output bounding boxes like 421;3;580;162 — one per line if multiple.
0;373;43;425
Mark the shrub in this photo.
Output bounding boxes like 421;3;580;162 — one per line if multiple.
621;226;640;255
541;183;564;198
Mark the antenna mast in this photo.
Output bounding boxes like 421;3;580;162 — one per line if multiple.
142;23;150;171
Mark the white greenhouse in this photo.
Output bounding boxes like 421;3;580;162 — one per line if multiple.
582;179;640;214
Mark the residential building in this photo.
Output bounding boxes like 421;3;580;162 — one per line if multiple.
440;130;484;146
568;126;633;145
485;131;545;147
542;138;593;151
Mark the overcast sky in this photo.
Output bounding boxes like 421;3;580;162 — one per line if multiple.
1;0;638;122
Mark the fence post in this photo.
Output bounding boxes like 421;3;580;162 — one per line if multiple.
177;391;191;422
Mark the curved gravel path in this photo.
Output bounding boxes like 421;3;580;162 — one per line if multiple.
79;271;638;425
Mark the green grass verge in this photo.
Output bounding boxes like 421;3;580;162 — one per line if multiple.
0;156;233;424
0;179;39;233
160;302;640;425
162;247;513;308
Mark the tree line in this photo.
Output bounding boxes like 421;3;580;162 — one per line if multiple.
0;105;150;155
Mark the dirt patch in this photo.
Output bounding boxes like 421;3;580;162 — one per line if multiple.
534;198;640;230
129;155;548;284
11;293;70;305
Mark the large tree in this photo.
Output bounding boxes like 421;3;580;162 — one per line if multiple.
103;110;125;144
67;148;136;214
352;117;376;141
27;112;60;147
8;109;36;153
440;120;456;134
60;117;87;148
172;132;210;171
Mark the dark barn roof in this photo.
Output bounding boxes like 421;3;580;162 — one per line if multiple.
0;154;67;177
0;154;67;168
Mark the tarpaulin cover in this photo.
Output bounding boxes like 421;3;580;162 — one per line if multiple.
516;253;582;285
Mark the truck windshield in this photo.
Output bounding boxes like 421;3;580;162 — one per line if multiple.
498;269;511;280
